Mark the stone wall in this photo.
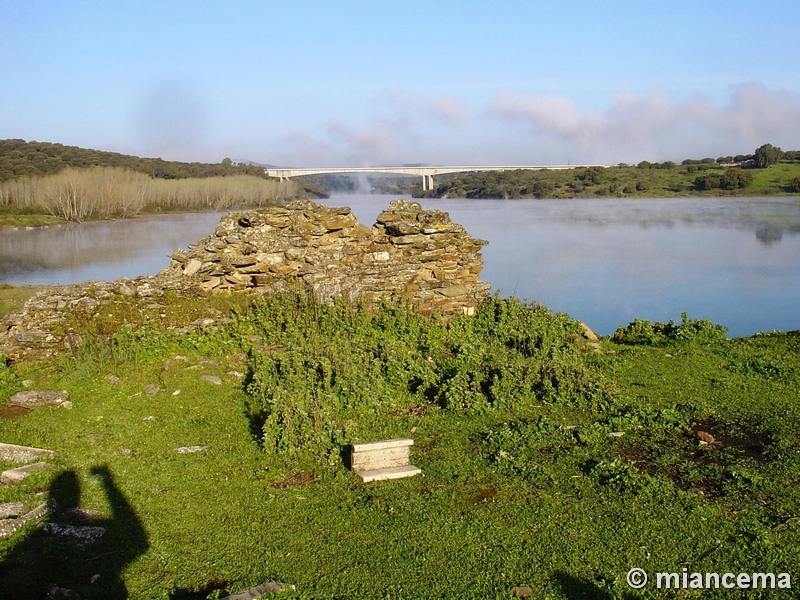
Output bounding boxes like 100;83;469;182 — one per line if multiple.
167;199;490;316
0;200;490;359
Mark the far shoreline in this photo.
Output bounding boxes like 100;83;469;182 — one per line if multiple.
4;192;800;230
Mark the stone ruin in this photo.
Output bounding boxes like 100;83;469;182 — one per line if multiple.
0;199;490;359
167;199;490;316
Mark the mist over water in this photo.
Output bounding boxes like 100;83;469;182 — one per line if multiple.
339;195;800;337
0;212;227;285
2;196;799;337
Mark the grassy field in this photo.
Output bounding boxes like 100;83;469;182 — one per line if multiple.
0;293;798;599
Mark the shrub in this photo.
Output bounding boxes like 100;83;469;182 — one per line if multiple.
0;166;301;221
613;313;727;345
242;294;615;457
694;169;752;191
580;166;607;184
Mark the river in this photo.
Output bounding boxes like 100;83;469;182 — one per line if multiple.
2;195;799;337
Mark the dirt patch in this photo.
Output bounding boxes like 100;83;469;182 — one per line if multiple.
616;445;659;477
0;404;30;419
269;471;317;488
616;418;773;498
466;486;497;504
690;420;771;461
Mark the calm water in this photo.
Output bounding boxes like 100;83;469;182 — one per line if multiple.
2;196;799;337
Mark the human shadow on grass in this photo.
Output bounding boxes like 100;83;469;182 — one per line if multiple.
553;571;639;600
0;465;148;599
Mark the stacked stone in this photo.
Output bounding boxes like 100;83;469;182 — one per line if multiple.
167;199;490;316
0;199;491;360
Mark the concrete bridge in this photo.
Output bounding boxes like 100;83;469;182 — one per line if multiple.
265;165;609;191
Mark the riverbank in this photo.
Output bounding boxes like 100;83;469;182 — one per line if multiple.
0;288;798;598
0;284;41;319
413;162;800;199
0;165;329;227
0;202;281;230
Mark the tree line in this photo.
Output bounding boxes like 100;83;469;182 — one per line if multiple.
412;143;800;199
0;139;272;183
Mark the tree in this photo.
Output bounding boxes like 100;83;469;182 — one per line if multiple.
694;174;722;191
221;157;233;168
753;144;783;168
720;169;753;190
784;150;800;162
580;166;606;184
695;169;753;191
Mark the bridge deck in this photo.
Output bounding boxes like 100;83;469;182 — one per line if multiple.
265;164;610;191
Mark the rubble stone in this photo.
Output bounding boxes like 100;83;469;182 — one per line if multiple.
0;200;490;360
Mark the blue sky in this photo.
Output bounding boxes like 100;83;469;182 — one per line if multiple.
2;1;799;166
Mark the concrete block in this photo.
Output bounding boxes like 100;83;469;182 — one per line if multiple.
350;438;420;483
0;442;57;464
356;465;422;483
0;500;55;539
1;461;52;485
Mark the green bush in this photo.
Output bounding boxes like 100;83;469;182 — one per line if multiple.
613;313;728;345
240;294;615;457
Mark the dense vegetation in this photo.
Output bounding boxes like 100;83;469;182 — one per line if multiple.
0;167;322;222
1;290;799;598
415;161;800;200
0;140;328;225
404;144;800;199
0;139;271;183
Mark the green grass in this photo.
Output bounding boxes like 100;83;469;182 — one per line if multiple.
0;284;43;319
1;294;799;598
747;162;800;195
0;204;65;228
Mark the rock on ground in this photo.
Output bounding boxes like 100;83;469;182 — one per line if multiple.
7;390;71;408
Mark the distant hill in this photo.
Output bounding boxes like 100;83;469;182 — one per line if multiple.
0;139;272;183
234;159;281;169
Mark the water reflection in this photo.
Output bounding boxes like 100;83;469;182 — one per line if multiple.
340;195;800;336
1;197;799;337
0;212;226;284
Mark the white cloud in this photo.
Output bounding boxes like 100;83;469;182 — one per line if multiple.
487;83;800;162
269;92;472;166
264;83;800;167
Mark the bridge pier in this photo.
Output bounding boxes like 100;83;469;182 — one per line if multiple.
422;174;434;191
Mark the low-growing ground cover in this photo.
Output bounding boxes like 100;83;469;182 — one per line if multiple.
0;204;64;228
0;293;798;598
0;284;42;319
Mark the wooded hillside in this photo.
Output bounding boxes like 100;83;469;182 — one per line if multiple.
0;139;270;182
